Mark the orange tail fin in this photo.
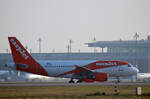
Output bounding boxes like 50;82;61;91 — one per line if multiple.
8;37;48;76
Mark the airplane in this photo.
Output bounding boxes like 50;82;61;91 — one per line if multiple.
4;37;139;83
0;70;11;81
0;70;20;81
136;73;150;82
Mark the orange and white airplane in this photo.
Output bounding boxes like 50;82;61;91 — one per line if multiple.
5;37;139;83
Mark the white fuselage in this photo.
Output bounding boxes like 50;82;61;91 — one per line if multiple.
37;60;139;78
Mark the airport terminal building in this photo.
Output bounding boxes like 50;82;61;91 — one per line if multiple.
1;36;150;73
86;36;150;73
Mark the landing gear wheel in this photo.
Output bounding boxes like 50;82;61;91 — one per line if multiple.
76;80;83;83
69;79;75;83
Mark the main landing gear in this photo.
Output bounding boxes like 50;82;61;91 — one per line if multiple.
76;79;83;83
69;78;75;83
68;78;83;83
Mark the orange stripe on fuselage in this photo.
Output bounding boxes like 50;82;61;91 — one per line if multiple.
58;60;129;77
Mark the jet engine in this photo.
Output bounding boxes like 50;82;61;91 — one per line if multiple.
83;72;108;82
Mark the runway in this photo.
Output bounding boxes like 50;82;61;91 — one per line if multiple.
0;82;150;87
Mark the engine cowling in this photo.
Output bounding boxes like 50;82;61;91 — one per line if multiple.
83;72;108;82
82;78;94;83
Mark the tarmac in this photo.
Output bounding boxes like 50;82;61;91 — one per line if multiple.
0;82;150;87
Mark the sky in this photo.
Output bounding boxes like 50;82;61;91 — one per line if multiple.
0;0;150;53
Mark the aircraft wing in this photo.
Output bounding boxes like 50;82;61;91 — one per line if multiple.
73;65;95;80
74;65;93;73
58;64;107;82
57;64;93;77
57;65;96;81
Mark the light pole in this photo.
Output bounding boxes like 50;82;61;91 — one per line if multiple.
69;39;73;53
37;38;42;53
67;45;69;53
93;37;97;53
